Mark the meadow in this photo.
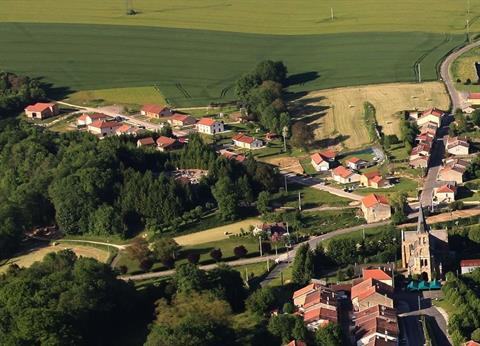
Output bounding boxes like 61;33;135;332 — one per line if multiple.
0;22;464;107
1;0;479;35
451;46;480;92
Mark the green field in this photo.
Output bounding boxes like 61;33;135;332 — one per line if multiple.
2;0;480;35
0;22;466;107
451;46;480;92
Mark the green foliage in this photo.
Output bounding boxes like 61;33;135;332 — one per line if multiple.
400;118;419;148
256;191;270;215
363;102;379;142
175;263;207;294
152;237;179;262
290;120;315;150
0;250;138;345
292;243;314;286
283;302;295;314
245;287;276;316
267;314;307;344
315;323;342;346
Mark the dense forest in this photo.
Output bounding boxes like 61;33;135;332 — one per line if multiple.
0;120;279;259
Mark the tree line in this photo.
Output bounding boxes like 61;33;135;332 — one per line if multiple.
0;121;280;260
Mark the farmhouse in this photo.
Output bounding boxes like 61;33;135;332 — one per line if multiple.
232;133;263;149
360;171;388;189
219;149;246;163
361;194;391;223
115;124;141;136
331;166;360;184
438;158;468;184
318;149;337;163
87;120;121;137
136;137;156;147
433;184;457;204
310;153;330;171
401;206;449;280
467;92;480;106
77;113;110;126
446;136;469;156
460;259;480;275
157;136;181;152
196;118;224;135
168;113;196;127
24;102;58;120
345;157;368;170
416;108;444;127
141;104;172;118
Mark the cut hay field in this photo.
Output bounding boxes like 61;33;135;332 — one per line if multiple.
174;218;261;246
0;23;464;107
294;82;450;149
1;0;480;35
0;244;110;273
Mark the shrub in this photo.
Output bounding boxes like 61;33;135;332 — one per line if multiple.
233;245;248;258
466;78;472;85
210;248;223;262
187;252;200;264
457;78;462;83
140;258;154;272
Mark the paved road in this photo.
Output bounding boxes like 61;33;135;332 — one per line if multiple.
56;101;164;131
419;136;446;206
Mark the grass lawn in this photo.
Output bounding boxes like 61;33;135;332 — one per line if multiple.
301;209;365;236
451;46;480;92
66;86;166;107
2;0;479;35
0;243;110;273
173;218;261;246
388;143;410;161
0;23;464;107
356;177;420;198
271;183;351;209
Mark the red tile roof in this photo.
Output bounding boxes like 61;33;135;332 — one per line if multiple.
156;136;177;147
77;114;88;121
319;149;336;160
89;120;120;129
346;157;362;164
311;152;325;165
361;194;389;208
232;133;256;144
460;259;480;267
170;113;194;123
332;166;354;179
303;307;338;324
293;283;317;299
421;108;444;117
362;268;392;281
468;93;480;100
436;184;456;194
197;117;217;126
25;102;55;112
137;137;156;146
370;175;384;184
142;104;168;114
351;278;393;300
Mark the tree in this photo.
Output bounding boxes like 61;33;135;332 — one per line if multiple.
152;237;179;262
256;191;270;215
212;177;239;220
245;287;276;315
315;323;342;346
255;60;288;84
125;238;151;263
187;253;200;264
472;110;480;127
208;264;247;312
292;244;310;285
175;263;207;294
290;121;314;150
89;204;124;236
233;245;248;258
210;248;223;262
471;328;480;342
268;314;307;344
283;302;295;314
140;258;154;272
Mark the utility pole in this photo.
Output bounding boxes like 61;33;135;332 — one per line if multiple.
284;175;288;192
362;229;365;240
418;63;422;83
266;258;270;271
331;7;334;20
282;126;288;152
418;295;421;310
298;192;302;211
259;236;263;257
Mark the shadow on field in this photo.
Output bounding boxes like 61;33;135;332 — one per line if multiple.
286;71;319;87
39;78;74;100
314;134;350;149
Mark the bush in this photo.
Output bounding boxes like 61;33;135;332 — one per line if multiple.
140;258;154;272
187;252;200;264
233;245;248;258
457;78;462;83
210;248;223;262
466;78;472;85
283;302;295;314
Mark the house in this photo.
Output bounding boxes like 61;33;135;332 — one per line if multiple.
467;92;480;106
331;166;360;184
196;118;224;135
252;222;286;236
415;132;434;145
361;194;391;223
409;143;431;169
77;113;110;126
433;184;457;204
115;124;141;136
354;315;399;346
360;171;388;189
407;110;420;121
141;104;172;118
24;102;58;119
156;136;181;151
168;113;196;127
136;137;156;147
219;150;246;163
409;156;429;169
293;283;323;307
446;136;469;156
303;286;338;313
362;269;393;287
232;133;264;149
438;159;468;184
318;149;337;163
416;108;444;127
419;121;438;137
460;259;480;275
310;153;330;171
303;306;338;330
346;157;368;170
87;120;121;137
351;278;394;311
401;206;449;280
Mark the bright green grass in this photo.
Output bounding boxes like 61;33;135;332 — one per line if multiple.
66;86;166;106
301;209;365;235
271;183;351;209
0;23;465;107
1;0;479;35
356;177;420;198
451;46;480;92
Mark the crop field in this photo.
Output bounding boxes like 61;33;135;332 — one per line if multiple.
2;0;480;35
67;86;166;106
294;82;451;149
0;244;110;272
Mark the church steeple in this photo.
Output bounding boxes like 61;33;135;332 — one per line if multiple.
417;204;429;233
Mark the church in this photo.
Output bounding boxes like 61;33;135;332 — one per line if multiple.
401;206;449;280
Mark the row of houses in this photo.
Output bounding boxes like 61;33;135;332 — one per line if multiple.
291;268;398;346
